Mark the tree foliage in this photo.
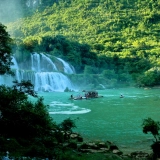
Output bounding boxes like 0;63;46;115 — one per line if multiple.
5;0;160;87
12;80;38;97
142;117;160;159
0;23;13;75
59;118;76;133
0;82;54;157
142;117;160;142
0;81;77;158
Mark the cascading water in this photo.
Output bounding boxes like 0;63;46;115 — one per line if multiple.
26;0;41;8
56;57;75;74
11;56;21;82
31;53;58;72
0;56;20;86
0;53;76;92
34;72;73;92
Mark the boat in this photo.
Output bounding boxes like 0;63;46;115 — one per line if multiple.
120;94;124;98
73;96;86;100
69;90;103;100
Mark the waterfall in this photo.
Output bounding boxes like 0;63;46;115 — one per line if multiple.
31;53;41;72
40;53;58;72
0;53;75;92
31;53;58;72
11;56;19;70
26;0;40;7
34;72;73;92
56;57;75;74
0;57;20;85
11;56;21;82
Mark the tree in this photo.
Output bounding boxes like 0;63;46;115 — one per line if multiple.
84;65;95;74
0;81;58;158
142;117;160;142
102;69;117;79
56;118;77;142
142;118;160;159
59;118;76;133
0;80;79;158
0;23;13;75
12;80;38;97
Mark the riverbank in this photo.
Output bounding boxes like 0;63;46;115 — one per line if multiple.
75;129;154;158
0;134;154;160
60;132;153;160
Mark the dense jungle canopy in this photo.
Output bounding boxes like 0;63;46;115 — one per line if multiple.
2;0;160;87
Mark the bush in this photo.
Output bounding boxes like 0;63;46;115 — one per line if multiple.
142;118;160;159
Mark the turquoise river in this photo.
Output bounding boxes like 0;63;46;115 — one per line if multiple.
34;87;160;154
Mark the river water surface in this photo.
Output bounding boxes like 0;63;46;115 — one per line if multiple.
36;87;160;153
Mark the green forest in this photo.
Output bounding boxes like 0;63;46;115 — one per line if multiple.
4;0;160;88
1;0;160;159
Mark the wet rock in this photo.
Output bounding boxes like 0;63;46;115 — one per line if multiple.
112;149;123;155
80;148;109;153
70;133;83;142
79;142;109;153
77;136;83;142
130;151;149;159
87;142;99;149
67;142;77;149
105;153;123;160
109;144;119;151
98;142;107;148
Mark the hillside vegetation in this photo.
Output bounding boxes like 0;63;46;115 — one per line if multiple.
6;0;160;88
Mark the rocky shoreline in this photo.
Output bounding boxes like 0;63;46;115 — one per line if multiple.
63;132;153;160
1;132;155;160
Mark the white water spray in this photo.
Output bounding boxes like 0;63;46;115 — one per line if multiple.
56;57;75;74
0;53;75;92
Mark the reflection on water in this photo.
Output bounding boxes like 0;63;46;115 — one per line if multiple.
37;88;160;153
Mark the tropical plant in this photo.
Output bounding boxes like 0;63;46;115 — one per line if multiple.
0;81;57;157
142;117;160;142
142;117;160;159
0;23;13;75
59;118;76;133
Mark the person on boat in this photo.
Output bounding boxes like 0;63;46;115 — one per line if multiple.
70;94;73;99
120;94;124;98
95;92;98;97
85;93;88;99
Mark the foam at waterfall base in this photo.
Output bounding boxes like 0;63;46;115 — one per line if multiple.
49;101;91;114
1;53;76;92
39;84;54;92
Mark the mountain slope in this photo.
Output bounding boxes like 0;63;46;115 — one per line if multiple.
6;0;160;87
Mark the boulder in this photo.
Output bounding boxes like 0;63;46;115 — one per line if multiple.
112;149;123;155
109;144;119;151
67;142;77;149
98;142;107;148
105;153;123;160
70;133;83;142
130;151;149;159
